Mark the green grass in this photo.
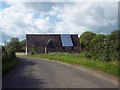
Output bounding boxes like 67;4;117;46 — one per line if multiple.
30;52;119;77
2;58;20;76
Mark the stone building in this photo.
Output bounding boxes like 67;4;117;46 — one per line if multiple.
26;34;80;54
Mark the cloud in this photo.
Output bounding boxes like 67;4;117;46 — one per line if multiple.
23;2;72;12
0;1;118;44
54;2;118;35
0;2;55;36
23;2;58;12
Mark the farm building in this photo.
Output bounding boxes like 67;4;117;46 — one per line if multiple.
26;34;81;54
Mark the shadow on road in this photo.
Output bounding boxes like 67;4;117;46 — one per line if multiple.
2;57;46;88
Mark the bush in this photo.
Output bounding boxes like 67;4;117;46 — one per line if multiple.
2;46;19;76
84;51;92;58
2;46;16;63
2;52;8;64
7;49;16;59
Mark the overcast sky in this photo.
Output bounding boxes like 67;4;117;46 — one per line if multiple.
0;0;118;45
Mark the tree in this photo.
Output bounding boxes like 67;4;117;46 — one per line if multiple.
109;30;120;41
7;46;16;59
91;34;105;45
20;39;26;52
79;30;119;61
80;31;96;48
2;45;5;53
5;38;21;52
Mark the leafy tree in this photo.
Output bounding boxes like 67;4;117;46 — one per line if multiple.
20;39;26;52
7;46;16;59
109;30;120;52
80;31;96;47
80;30;119;62
5;38;21;52
109;30;120;41
2;46;6;53
91;34;105;45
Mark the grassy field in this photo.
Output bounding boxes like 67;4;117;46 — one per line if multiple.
2;58;20;76
30;53;119;77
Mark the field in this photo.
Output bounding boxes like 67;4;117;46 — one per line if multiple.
30;52;119;77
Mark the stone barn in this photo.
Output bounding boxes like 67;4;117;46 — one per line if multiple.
26;34;80;54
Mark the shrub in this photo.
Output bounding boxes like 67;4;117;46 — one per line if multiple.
2;46;16;63
2;46;19;76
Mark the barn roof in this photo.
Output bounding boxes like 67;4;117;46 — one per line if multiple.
26;34;80;47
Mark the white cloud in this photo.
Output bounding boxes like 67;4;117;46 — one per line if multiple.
54;2;118;34
0;2;55;39
0;1;118;44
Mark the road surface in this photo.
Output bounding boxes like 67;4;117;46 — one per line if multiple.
3;56;118;88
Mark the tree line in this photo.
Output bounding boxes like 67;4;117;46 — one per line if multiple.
4;38;26;52
80;30;120;62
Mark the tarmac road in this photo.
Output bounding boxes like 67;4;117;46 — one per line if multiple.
2;56;118;88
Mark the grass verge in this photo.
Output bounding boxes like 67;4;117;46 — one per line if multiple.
2;58;20;77
30;52;119;77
